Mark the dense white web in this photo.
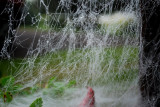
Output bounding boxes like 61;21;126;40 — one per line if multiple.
0;0;143;106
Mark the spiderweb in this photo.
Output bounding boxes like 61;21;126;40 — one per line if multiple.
0;0;142;106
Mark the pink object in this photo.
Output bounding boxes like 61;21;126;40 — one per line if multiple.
79;87;95;107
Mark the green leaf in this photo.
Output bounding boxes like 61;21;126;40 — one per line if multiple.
0;89;3;97
47;77;56;88
29;85;40;94
5;92;13;103
0;76;15;88
30;97;43;107
66;80;76;88
13;84;22;91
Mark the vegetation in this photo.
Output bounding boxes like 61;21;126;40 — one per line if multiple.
0;47;138;78
0;74;76;105
0;47;138;81
0;46;138;106
0;76;21;103
30;97;43;107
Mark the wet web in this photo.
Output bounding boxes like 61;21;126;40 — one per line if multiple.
0;0;142;106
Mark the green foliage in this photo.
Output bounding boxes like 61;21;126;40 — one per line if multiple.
0;76;20;102
0;47;138;103
0;76;22;93
4;92;13;103
0;59;24;78
20;85;40;96
43;78;76;97
66;80;76;88
47;77;56;88
0;76;15;88
51;82;66;96
30;97;43;107
29;86;40;94
0;75;76;103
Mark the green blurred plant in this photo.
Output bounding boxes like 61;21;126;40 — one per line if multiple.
0;76;22;103
43;77;76;97
0;76;40;103
30;97;43;107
